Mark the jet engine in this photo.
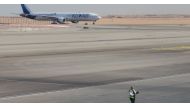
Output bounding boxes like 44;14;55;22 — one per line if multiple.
56;17;66;24
71;21;79;23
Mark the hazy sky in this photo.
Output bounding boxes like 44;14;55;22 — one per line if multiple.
1;4;190;16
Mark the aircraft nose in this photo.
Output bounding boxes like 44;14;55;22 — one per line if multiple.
98;16;101;19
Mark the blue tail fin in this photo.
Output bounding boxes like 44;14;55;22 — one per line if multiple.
21;4;31;14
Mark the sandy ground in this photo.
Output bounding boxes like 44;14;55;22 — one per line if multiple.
96;18;190;25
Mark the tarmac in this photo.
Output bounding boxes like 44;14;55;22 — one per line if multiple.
0;24;190;102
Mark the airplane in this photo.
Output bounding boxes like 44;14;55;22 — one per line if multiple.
19;4;101;24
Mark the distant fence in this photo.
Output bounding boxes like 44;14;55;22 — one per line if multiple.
0;16;51;25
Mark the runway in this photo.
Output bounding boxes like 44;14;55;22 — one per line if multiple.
0;25;190;102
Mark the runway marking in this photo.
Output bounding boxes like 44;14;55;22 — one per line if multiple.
154;45;190;51
1;73;189;100
0;77;143;99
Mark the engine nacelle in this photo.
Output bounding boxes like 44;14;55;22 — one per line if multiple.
57;17;66;24
71;21;79;23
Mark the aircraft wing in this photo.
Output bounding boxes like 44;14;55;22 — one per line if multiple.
38;15;58;20
37;15;67;24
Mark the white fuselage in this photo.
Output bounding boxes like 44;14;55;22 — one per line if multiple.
32;13;100;22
